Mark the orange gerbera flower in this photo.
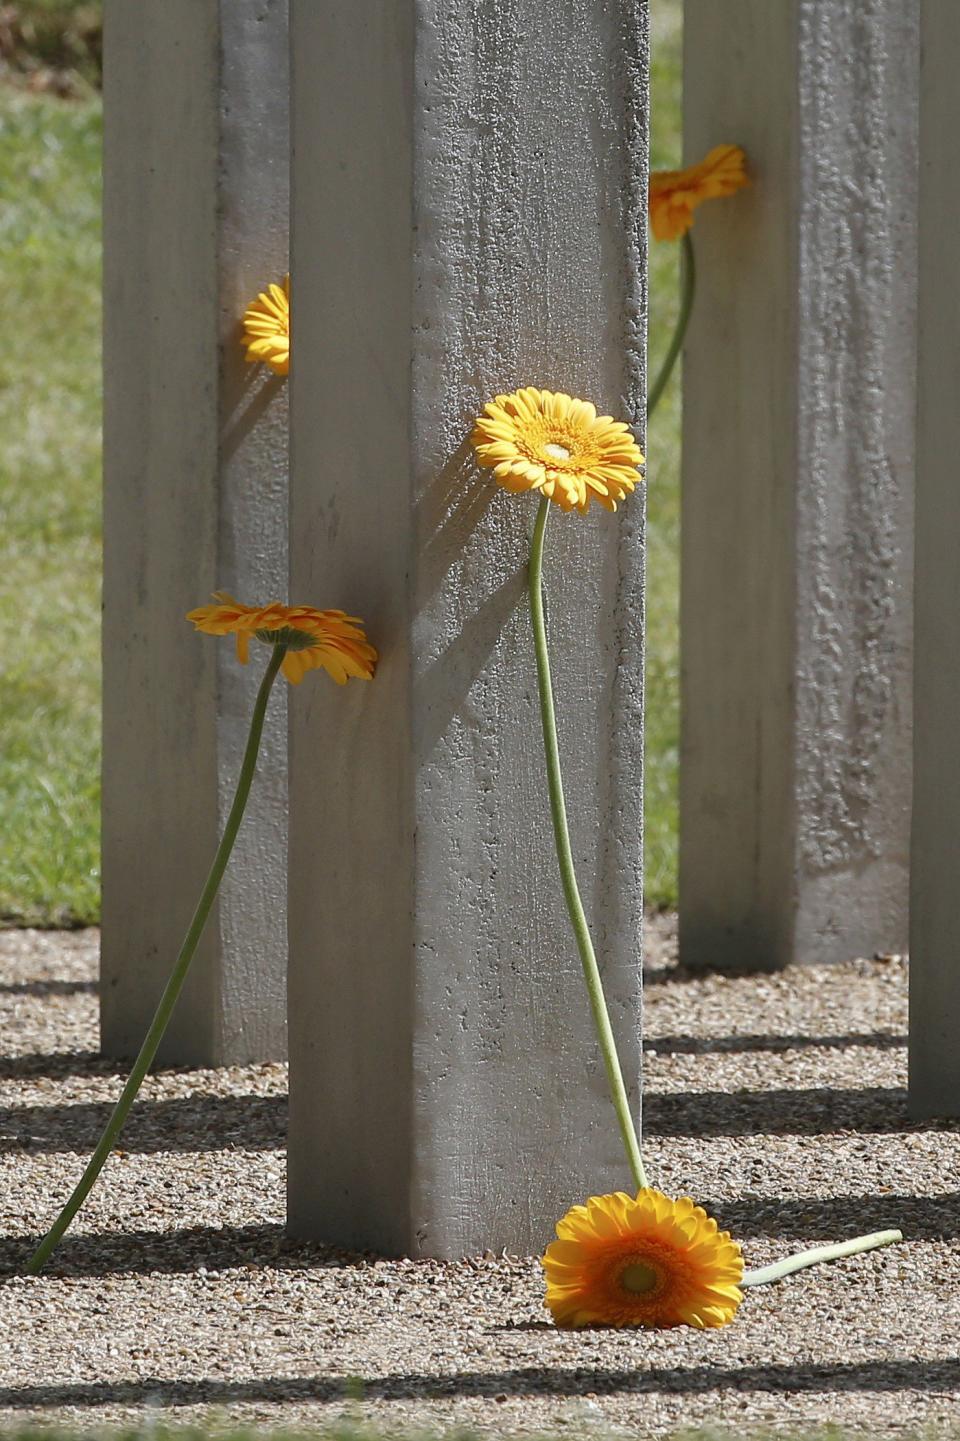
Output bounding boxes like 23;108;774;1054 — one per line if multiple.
241;276;290;375
186;593;376;685
542;1189;744;1330
648;145;749;241
470;387;644;515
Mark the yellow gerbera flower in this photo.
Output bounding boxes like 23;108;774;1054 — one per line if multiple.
648;145;749;241
542;1189;744;1330
241;275;290;375
186;592;376;685
470;387;643;515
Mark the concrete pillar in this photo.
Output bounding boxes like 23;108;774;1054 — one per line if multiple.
680;0;917;970
910;0;960;1118
287;0;648;1257
101;0;289;1064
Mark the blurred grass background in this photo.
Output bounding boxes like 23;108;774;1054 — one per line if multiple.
0;0;682;925
0;1;102;924
0;0;101;96
645;0;683;908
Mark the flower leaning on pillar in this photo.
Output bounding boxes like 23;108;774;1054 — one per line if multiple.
25;597;375;1275
470;385;901;1328
647;144;748;417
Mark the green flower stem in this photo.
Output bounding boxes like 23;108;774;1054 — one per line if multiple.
742;1229;903;1288
647;230;695;421
25;643;287;1276
529;495;647;1192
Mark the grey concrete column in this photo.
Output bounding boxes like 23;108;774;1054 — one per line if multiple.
101;0;289;1064
910;0;960;1119
680;0;917;971
287;0;648;1258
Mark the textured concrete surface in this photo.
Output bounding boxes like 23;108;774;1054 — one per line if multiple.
910;0;960;1119
101;0;289;1065
287;0;648;1257
680;0;917;971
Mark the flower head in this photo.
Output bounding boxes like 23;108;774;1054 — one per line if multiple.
241;276;290;375
649;145;749;241
542;1189;744;1329
470;387;643;515
187;593;376;685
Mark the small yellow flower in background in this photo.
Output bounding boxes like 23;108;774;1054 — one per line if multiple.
648;145;749;242
542;1189;744;1330
470;386;644;515
187;593;376;685
241;275;290;375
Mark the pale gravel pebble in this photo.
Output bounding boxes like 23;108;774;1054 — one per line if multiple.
0;919;958;1439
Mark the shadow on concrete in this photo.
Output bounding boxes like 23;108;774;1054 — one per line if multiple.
415;566;526;761
1;1357;958;1409
0;1093;285;1155
220;361;286;464
412;438;527;759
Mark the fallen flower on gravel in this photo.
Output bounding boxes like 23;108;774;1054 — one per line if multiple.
543;1190;743;1330
542;1188;902;1330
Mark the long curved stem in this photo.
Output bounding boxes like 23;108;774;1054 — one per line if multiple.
647;230;695;421
529;495;647;1192
742;1229;902;1287
26;644;287;1275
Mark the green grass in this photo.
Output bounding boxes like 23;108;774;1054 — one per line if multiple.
0;86;102;924
645;0;683;908
0;1;683;925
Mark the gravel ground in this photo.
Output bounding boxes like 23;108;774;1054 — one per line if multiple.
0;919;958;1439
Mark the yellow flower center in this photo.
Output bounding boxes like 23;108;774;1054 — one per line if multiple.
543;442;572;462
619;1260;660;1295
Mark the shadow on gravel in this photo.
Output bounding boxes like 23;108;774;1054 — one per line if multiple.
0;1093;286;1153
643;1085;959;1136
0;978;96;998
3;1189;954;1279
644;1031;906;1055
1;1358;958;1408
0;1222;365;1279
0;1050;116;1080
0;1221;380;1279
707;1191;960;1241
